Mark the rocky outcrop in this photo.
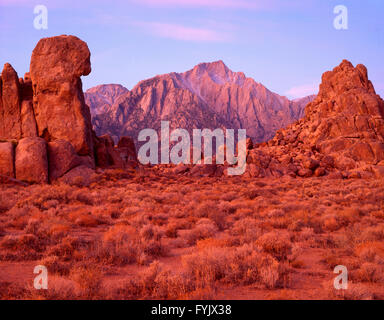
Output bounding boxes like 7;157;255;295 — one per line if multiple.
302;61;384;163
0;35;136;184
87;61;315;145
30;35;94;157
245;60;384;179
15;137;48;183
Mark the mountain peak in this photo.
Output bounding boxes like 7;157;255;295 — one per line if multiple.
189;60;229;78
195;60;228;70
185;60;249;87
85;83;129;115
86;83;128;94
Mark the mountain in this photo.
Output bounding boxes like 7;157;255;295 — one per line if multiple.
85;84;129;115
85;61;315;143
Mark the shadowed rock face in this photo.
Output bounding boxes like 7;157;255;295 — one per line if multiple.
1;63;22;140
0;142;15;177
245;60;384;179
85;61;314;144
30;35;94;157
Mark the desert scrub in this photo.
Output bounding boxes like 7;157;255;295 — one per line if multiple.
180;218;218;245
229;218;263;244
70;262;103;299
182;243;286;289
87;224;167;266
256;231;292;261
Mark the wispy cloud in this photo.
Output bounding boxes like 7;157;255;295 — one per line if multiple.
0;0;309;10
77;11;233;43
129;0;311;10
133;21;231;42
0;0;28;4
285;83;319;99
131;0;265;9
0;0;91;8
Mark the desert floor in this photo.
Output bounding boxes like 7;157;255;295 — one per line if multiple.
1;168;384;300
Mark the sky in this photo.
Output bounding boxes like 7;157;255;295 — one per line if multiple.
0;0;383;99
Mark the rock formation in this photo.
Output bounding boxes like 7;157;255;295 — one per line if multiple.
30;35;94;157
245;60;384;179
0;35;136;184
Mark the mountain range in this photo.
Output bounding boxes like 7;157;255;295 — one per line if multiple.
85;61;315;144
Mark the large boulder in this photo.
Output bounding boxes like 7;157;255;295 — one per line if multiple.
15;137;48;183
0;142;15;177
1;63;21;140
30;35;94;156
47;140;82;181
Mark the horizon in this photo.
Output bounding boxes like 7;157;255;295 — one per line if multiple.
0;0;383;99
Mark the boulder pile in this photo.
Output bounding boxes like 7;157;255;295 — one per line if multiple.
245;60;384;179
0;35;136;184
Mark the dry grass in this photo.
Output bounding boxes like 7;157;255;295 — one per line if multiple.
0;168;384;299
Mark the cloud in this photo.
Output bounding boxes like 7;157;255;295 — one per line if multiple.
129;0;310;10
0;0;264;9
285;83;319;99
134;21;231;42
0;0;303;10
0;0;89;8
131;0;265;9
77;12;233;43
0;0;29;5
